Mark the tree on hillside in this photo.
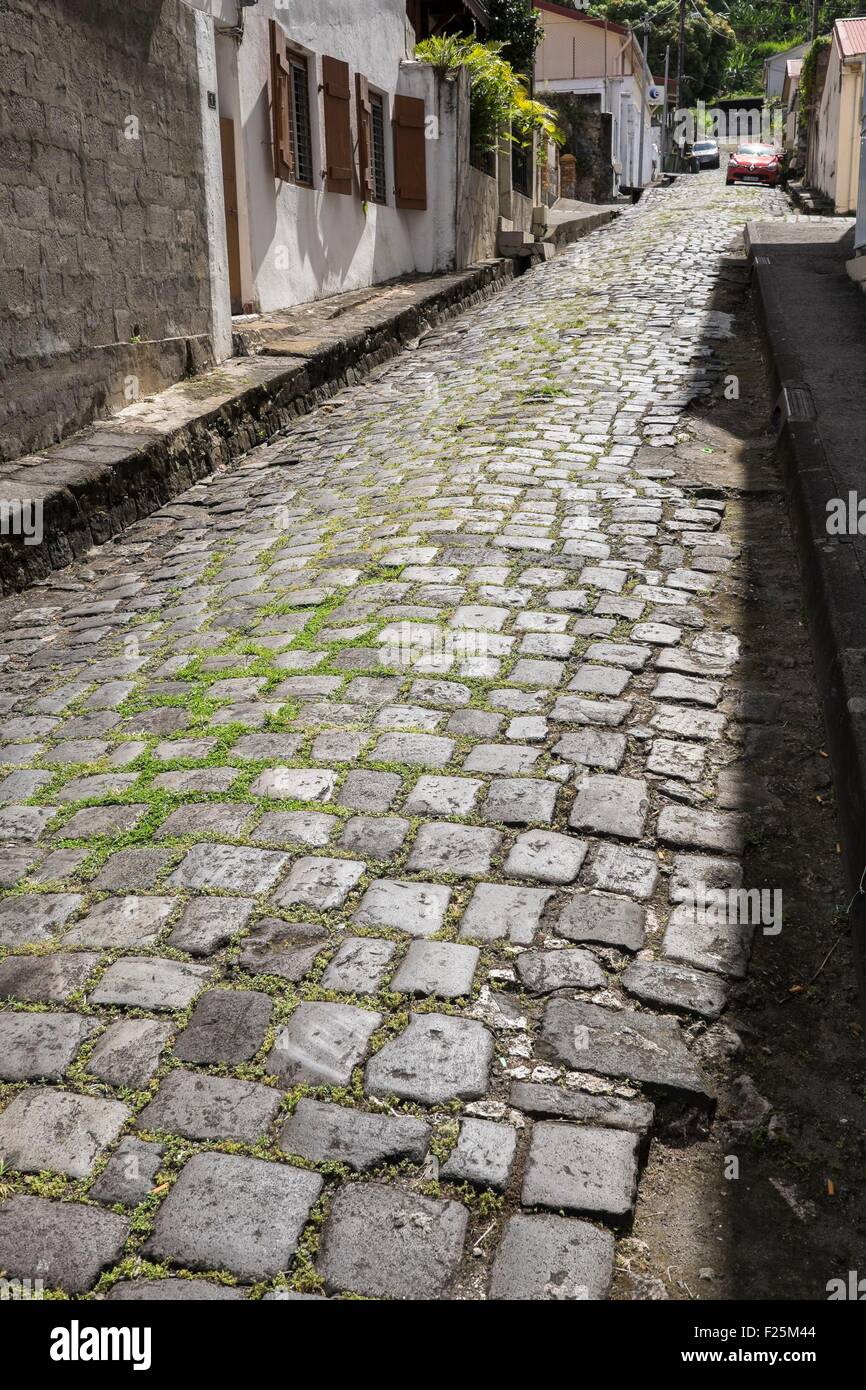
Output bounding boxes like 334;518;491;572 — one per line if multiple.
487;0;545;76
586;0;734;102
716;0;865;96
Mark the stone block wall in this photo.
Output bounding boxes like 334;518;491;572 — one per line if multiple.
456;165;499;266
0;0;213;461
547;93;615;203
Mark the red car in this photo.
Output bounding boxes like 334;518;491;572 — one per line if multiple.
726;143;782;186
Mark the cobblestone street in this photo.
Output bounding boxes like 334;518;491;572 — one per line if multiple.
0;168;851;1302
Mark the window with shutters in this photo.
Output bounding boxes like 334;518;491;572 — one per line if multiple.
269;19;293;182
289;54;314;187
392;93;427;210
370;93;387;204
322;55;352;195
356;75;373;201
269;21;314;188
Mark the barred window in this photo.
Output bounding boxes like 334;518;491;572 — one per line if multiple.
512;141;530;196
370;92;387;204
290;55;314;187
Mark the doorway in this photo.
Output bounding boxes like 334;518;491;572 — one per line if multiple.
219;116;243;314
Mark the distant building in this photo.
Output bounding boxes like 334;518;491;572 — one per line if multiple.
763;41;810;101
806;19;866;215
781;58;803;164
533;1;656;197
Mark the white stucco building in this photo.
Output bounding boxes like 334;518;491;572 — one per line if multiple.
807;19;866;216
533;0;656;194
780;59;803;159
763;41;810;101
183;0;469;359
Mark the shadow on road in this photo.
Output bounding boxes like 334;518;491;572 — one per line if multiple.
624;221;866;1302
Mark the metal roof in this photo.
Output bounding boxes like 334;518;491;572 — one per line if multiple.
835;17;866;58
534;1;628;39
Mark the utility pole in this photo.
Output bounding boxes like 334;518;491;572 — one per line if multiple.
677;0;686;115
810;0;820;43
661;44;671;169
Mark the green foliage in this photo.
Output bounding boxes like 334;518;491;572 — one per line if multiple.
487;0;545;76
415;34;563;153
587;0;859;100
716;0;866;97
800;33;832;109
717;1;807;95
587;1;734;103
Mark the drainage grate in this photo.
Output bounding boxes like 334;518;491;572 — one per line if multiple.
774;382;817;427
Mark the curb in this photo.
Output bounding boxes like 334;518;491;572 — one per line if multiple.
544;207;619;252
751;255;866;1009
0;259;515;597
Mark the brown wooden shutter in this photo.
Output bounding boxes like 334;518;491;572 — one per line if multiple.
356;73;374;200
393;94;427;210
322;55;352;194
269;20;293;181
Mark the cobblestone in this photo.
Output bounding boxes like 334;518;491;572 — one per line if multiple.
489;1213;614;1300
0;1087;129;1177
316;1182;468;1299
510;1081;654;1135
89;1137;164;1206
138;1071;281;1142
441;1117;518;1190
555;892;647;951
0;950;99;1002
280;1098;430;1171
320;936;397;992
522;1121;640;1223
0;1197;129;1295
145;1151;322;1281
352;878;450;936
365;1013;494;1103
85;1018;173;1088
173;989;273;1064
391;939;480;998
267;1002;381;1087
0;1011;96;1080
237;918;327;980
0;171;787;1296
516;947;606;993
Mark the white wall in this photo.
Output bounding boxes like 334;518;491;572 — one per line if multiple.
194;9;233;360
838;59;864;215
538;72;651;191
197;0;454;321
399;62;461;274
811;45;864;213
764;42;810;100
810;50;841;202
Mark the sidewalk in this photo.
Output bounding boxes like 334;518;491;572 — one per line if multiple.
746;215;866;1004
0;261;514;597
542;199;623;251
0;192;626;601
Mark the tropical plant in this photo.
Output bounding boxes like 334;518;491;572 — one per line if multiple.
415;34;563;153
800;32;832;108
487;0;545;76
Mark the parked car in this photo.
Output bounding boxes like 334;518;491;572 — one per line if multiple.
692;138;720;170
726;143;782;186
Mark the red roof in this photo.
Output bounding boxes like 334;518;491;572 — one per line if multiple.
534;1;628;39
835;17;866;58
